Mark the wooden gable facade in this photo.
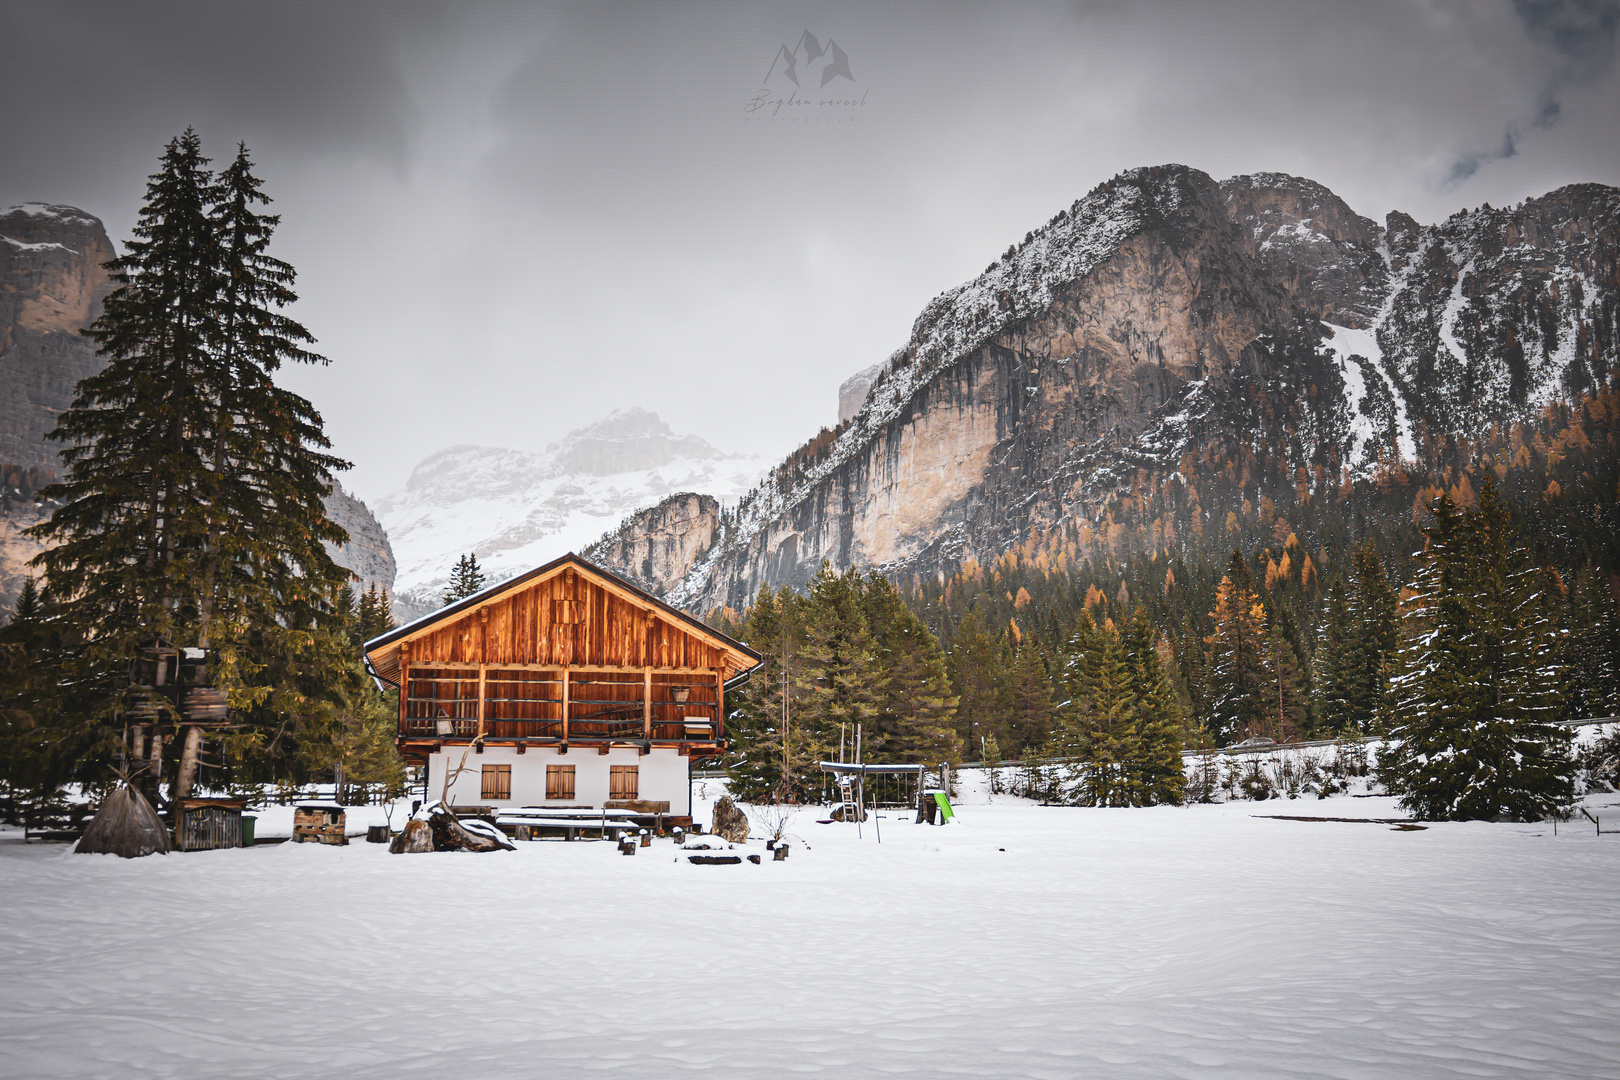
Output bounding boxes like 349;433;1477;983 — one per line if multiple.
365;553;762;765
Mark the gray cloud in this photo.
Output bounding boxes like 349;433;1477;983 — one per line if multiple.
1449;0;1618;183
2;1;1616;499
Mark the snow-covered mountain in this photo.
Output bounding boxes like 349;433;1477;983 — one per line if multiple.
581;166;1618;613
375;408;766;620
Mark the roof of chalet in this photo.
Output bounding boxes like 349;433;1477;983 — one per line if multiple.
362;552;762;689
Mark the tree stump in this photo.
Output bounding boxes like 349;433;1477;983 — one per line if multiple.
390;818;434;853
389;804;512;853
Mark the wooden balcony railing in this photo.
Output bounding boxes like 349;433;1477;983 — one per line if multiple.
399;665;721;743
399;707;717;742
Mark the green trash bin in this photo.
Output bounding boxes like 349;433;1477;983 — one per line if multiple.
240;815;257;847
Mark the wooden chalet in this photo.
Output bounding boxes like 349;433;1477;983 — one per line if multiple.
363;553;762;826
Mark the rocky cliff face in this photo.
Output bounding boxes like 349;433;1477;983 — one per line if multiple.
1;204;116;470
0;203;397;619
838;362;882;424
582;492;721;598
643;166;1618;613
324;484;397;602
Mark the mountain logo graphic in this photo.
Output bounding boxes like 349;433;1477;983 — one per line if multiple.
764;31;854;88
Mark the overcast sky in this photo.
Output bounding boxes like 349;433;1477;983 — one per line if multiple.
3;0;1617;500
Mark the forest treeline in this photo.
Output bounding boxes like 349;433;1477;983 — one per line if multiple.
714;376;1620;814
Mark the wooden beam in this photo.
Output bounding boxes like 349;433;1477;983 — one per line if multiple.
392;660;730;677
476;661;488;739
643;667;652;740
561;668;570;744
715;667;725;741
398;644;410;735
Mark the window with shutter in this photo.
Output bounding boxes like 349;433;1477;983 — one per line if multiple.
609;765;638;800
480;764;511;800
546;764;576;800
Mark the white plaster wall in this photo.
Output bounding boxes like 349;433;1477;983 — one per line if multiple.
426;745;691;815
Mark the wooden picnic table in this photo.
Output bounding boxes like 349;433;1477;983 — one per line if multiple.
497;806;645;841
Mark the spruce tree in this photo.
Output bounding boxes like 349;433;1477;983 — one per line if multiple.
1315;578;1359;733
27;131;351;786
1261;603;1309;740
1068;623;1138;806
1121;609;1187;805
1203;550;1271;744
1567;571;1620;718
862;573;960;764
946;606;1013;754
1006;642;1056;753
1346;541;1398;728
12;576;40;622
1380;482;1576;821
796;563;877;774
443;553;487;604
358;584;396;644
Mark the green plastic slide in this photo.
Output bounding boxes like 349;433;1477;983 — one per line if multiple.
934;791;955;821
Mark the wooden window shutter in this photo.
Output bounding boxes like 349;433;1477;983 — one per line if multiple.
609;765;638;801
481;764;511;800
546;764;576;801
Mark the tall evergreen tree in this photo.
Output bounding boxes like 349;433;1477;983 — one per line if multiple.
1314;578;1359;733
1064;621;1138;806
796;563;878;771
1006;642;1056;753
1380;482;1576;821
1567;571;1620;718
1120;609;1187;805
443;553;487;604
1261;602;1309;740
357;584;396;645
27;131;351;790
1203;550;1271;744
12;576;40;622
1346;540;1399;728
946;606;1014;753
861;573;961;764
723;584;794;802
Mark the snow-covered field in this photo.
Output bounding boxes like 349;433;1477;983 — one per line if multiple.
4;783;1618;1079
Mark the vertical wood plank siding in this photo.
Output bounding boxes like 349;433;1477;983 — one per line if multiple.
409;575;727;671
380;560;756;742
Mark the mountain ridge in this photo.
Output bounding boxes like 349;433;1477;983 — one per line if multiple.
376;407;765;621
583;165;1619;613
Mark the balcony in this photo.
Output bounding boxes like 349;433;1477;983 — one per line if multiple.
398;665;719;745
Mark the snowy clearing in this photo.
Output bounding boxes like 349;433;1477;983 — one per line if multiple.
3;787;1618;1079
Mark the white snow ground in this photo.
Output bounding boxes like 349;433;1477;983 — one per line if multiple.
3;784;1618;1079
